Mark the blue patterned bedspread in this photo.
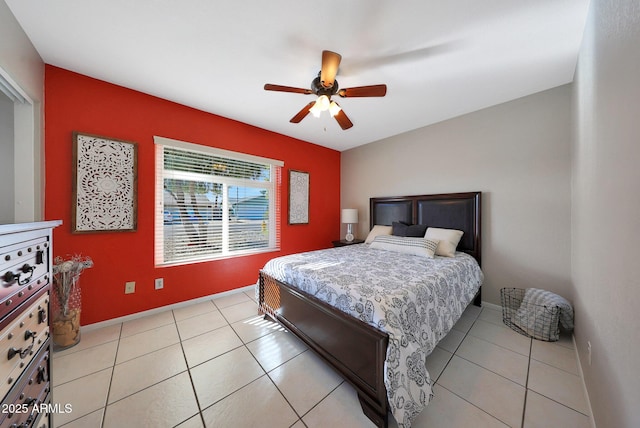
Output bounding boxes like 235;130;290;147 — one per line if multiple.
261;243;484;427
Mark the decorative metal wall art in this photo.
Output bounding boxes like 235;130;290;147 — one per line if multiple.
72;132;138;233
288;169;309;224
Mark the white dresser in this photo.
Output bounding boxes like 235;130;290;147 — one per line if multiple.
0;221;61;428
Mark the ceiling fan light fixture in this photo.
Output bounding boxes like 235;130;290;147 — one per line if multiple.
309;103;322;118
316;95;330;111
329;101;341;117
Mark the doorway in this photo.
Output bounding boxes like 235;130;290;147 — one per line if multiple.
0;68;38;224
0;91;14;223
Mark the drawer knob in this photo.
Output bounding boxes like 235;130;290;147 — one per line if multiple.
2;270;16;283
38;309;47;324
37;366;48;383
36;250;44;265
23;397;37;406
7;333;35;360
20;264;34;274
18;264;35;285
8;347;20;360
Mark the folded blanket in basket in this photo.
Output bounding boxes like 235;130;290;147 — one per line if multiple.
512;288;574;341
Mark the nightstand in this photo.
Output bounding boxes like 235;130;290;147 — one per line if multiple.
332;239;365;247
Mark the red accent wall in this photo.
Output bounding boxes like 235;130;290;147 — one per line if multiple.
44;65;340;325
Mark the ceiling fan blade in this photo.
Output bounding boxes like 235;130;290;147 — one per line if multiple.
264;84;313;95
338;84;387;98
320;50;342;89
333;107;353;130
290;101;316;123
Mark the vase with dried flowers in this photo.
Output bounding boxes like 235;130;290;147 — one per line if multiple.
52;255;93;349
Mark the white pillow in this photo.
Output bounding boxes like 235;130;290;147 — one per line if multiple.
370;235;439;258
364;225;392;244
424;227;464;257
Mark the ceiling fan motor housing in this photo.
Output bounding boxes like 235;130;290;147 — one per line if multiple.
312;74;338;97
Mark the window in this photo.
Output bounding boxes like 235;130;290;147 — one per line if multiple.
155;137;282;265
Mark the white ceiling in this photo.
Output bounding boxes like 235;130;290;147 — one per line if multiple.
6;0;590;152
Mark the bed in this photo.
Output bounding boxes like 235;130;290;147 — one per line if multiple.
258;192;482;427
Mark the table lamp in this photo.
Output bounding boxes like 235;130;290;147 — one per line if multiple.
341;208;358;242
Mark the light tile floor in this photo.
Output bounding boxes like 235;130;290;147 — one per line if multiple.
51;290;592;428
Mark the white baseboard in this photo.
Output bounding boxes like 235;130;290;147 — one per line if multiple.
480;301;502;312
572;334;597;428
81;284;256;333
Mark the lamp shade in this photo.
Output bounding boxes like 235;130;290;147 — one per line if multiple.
341;208;358;224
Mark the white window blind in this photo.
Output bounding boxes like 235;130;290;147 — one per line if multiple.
154;137;282;265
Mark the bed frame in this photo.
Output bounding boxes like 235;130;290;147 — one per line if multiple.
258;192;481;427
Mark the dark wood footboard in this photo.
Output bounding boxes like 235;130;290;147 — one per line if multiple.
259;271;390;427
474;286;482;307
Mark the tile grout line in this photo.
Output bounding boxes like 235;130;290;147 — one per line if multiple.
295;379;346;426
180;304;299;425
241;313;310;426
262;350;311;425
466;319;532;358
521;336;534;428
241;311;349;426
528;355;584;377
434;305;584;427
198;301;285;422
473;317;581;376
434;307;524;428
208;316;268;391
526;353;592;417
457;311;534;389
240;314;320;427
438;306;514;424
100;322;123;428
436;383;512;426
173;308;208;428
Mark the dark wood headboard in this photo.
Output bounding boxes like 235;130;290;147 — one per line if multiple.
370;192;482;265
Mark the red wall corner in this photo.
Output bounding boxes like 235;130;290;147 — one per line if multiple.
44;65;340;325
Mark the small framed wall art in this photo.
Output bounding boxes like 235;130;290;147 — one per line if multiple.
288;169;309;225
72;132;138;233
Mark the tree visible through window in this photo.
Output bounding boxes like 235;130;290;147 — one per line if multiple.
155;138;282;265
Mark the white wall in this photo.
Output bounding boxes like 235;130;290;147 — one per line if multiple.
0;92;13;222
572;0;640;426
0;2;43;100
0;0;45;222
342;85;573;306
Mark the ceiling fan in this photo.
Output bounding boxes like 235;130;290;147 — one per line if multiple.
264;50;387;130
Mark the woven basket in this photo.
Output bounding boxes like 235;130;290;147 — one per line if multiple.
500;287;561;341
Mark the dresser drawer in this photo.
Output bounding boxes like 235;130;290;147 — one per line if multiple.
0;291;49;401
0;235;50;322
33;405;50;428
0;343;50;428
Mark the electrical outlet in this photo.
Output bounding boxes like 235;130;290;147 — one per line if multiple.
587;341;592;365
125;281;136;294
154;278;164;290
